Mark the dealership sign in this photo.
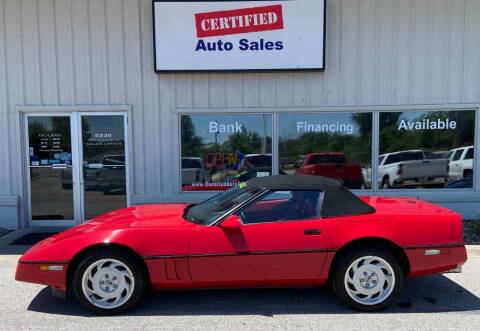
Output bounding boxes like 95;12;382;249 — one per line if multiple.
153;0;326;72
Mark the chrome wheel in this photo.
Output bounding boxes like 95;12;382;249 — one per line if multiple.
344;256;395;306
81;258;135;310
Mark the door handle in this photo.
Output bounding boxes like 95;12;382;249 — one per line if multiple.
304;229;321;235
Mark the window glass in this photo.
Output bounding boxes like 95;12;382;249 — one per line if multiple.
379;110;475;189
378;155;385;165
28;116;71;166
238;190;322;224
181;114;272;191
278;113;372;189
465;148;474;160
452;150;463;161
186;185;262;225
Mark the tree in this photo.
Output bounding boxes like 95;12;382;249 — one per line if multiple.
224;125;264;155
181;116;203;157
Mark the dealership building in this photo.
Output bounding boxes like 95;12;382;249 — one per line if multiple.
1;0;480;230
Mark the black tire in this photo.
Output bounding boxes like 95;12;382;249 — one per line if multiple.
381;177;391;189
331;247;404;311
464;170;473;179
72;249;147;315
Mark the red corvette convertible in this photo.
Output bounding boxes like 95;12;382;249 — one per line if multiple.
16;175;467;314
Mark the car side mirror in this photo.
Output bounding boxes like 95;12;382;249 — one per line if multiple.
220;215;242;231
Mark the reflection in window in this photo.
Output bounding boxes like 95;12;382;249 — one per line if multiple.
181;114;272;191
465;147;474;160
378;110;475;189
81;115;127;219
278;113;372;189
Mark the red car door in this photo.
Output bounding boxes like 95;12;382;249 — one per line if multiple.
188;191;329;288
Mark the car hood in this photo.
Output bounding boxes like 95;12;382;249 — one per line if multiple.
68;204;194;233
20;204;198;261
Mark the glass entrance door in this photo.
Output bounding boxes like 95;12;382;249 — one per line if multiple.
26;113;128;225
27;116;75;222
80;115;127;221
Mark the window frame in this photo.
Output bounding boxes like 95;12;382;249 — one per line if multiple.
177;107;478;195
377;108;477;191
277;111;374;191
178;112;274;192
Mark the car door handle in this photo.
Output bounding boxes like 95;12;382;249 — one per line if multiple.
304;229;322;235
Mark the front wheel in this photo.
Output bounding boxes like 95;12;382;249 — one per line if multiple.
332;248;404;311
72;249;147;314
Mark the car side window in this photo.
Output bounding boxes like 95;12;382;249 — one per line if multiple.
465;148;474;160
260;191;293;201
384;154;399;165
452;149;463;161
237;190;322;225
378;155;385;165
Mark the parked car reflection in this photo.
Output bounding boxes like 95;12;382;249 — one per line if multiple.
443;146;473;183
293;153;364;189
245;154;272;168
182;157;207;187
362;150;450;189
61;155;126;195
95;155;126;195
445;177;473;189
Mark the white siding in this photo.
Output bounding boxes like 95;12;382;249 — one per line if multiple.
1;0;480;223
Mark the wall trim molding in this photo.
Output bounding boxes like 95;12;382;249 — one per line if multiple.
0;196;18;207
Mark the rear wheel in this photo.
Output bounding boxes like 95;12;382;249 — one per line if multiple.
73;249;146;314
332;248;404;311
381;177;391;189
464;170;473;179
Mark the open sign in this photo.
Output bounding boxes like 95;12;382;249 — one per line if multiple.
205;148;244;170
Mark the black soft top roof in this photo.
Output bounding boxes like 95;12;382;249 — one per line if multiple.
247;175;376;218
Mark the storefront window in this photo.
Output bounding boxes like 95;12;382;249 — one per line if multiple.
378;110;475;189
181;114;272;191
278;113;372;189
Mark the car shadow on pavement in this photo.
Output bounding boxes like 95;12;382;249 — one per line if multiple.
27;273;480;317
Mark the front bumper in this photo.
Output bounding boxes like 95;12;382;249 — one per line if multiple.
15;261;68;291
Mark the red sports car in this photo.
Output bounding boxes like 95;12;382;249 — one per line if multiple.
16;175;467;314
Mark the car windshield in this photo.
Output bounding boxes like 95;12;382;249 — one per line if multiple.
182;158;202;169
186;185;263;225
247;155;272;167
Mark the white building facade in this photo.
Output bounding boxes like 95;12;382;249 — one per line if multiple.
1;0;480;230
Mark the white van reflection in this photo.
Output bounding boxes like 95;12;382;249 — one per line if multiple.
182;157;206;186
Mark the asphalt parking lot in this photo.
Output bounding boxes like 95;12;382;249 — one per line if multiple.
1;241;479;331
